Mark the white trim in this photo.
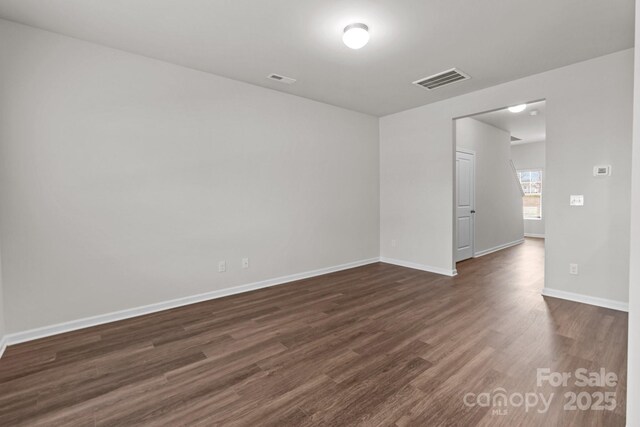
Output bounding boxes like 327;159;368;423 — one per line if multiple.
379;257;457;277
2;258;380;350
542;288;628;312
524;233;546;238
473;238;525;258
0;335;7;359
456;147;476;155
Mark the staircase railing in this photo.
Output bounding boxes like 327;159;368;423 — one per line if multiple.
510;160;525;196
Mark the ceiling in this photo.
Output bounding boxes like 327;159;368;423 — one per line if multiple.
473;100;546;144
0;0;634;116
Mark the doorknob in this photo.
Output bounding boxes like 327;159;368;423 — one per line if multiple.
471;210;476;214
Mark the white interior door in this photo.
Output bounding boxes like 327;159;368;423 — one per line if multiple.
456;150;475;262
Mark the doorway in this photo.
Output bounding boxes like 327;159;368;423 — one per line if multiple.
454;100;546;268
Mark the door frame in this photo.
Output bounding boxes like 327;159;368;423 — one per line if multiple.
455;147;476;263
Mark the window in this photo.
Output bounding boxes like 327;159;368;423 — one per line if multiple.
517;170;542;220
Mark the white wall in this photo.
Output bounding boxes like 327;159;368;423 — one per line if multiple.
379;105;454;273
511;141;546;237
455;118;523;254
380;49;633;304
0;20;380;334
0;248;5;351
626;0;640;424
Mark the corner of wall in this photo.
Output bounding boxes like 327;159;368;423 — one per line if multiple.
625;0;640;423
0;249;6;359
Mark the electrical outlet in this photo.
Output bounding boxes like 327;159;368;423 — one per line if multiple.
391;239;397;248
242;258;249;269
569;264;578;275
218;261;226;273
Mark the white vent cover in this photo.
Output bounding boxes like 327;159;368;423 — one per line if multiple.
413;68;470;90
267;74;296;85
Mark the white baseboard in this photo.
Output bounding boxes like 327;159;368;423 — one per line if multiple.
524;233;546;238
2;257;380;350
473;238;525;258
541;288;628;312
0;335;7;359
379;257;457;277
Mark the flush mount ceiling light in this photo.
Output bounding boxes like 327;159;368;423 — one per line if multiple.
508;104;527;113
343;23;369;49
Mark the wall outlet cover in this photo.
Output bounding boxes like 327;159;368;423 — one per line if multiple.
569;263;579;275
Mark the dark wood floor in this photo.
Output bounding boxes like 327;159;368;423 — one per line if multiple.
0;238;627;426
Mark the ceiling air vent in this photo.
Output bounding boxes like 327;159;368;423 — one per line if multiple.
267;73;296;85
413;68;470;90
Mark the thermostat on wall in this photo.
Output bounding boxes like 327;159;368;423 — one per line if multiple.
593;165;611;176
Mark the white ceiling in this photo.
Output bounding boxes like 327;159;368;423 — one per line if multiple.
0;0;634;116
473;101;546;144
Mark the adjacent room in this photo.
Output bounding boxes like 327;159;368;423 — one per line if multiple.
0;1;639;426
454;100;546;268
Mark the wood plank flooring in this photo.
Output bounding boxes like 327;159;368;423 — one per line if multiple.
0;238;628;426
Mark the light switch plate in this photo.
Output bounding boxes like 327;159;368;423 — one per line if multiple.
593;165;611;176
570;195;584;206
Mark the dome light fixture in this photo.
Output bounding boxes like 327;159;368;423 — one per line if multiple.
508;104;527;113
343;23;369;49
